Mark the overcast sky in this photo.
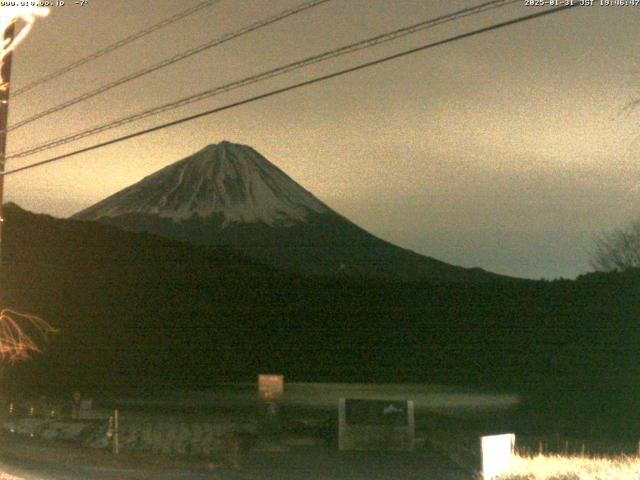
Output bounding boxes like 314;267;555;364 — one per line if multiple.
4;0;639;279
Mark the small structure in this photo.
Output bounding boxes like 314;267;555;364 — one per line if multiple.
338;398;415;451
481;433;515;480
257;374;284;401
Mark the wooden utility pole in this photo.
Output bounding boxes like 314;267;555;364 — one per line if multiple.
0;21;15;263
0;23;15;418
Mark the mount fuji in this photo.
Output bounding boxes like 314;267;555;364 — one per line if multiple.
73;141;503;282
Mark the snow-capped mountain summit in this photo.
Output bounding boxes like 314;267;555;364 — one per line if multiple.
74;142;507;282
75;141;330;226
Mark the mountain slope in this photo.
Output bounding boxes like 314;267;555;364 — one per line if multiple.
73;141;508;282
75;142;330;226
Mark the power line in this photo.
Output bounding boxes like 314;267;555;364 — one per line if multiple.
8;0;518;158
3;4;579;177
10;0;222;97
8;0;332;131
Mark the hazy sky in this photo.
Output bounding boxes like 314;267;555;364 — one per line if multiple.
4;0;640;279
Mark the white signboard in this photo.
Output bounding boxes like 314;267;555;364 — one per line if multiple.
481;433;515;480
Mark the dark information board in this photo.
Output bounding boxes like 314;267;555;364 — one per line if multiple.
345;399;409;426
339;398;415;451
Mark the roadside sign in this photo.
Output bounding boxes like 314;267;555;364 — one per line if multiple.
258;374;284;401
481;433;515;480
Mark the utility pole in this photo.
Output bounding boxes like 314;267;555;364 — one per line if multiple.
0;21;13;414
0;21;14;264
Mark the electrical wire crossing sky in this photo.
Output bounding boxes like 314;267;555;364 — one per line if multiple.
4;0;639;280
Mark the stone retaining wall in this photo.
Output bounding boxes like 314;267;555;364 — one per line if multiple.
3;416;257;456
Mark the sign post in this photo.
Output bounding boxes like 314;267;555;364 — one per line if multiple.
113;409;119;455
257;374;284;437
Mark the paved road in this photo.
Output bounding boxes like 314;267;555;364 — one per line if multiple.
0;455;249;480
0;448;474;480
0;465;249;480
241;447;472;480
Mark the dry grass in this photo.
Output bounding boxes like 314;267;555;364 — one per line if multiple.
496;453;640;480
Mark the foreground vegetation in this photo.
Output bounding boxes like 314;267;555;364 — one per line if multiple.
496;454;640;480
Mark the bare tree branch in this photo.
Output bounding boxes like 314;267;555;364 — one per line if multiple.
0;309;56;362
591;220;640;272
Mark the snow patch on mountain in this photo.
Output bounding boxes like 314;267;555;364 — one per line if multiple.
74;142;330;227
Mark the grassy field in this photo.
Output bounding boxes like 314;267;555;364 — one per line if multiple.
107;382;519;415
496;454;640;480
